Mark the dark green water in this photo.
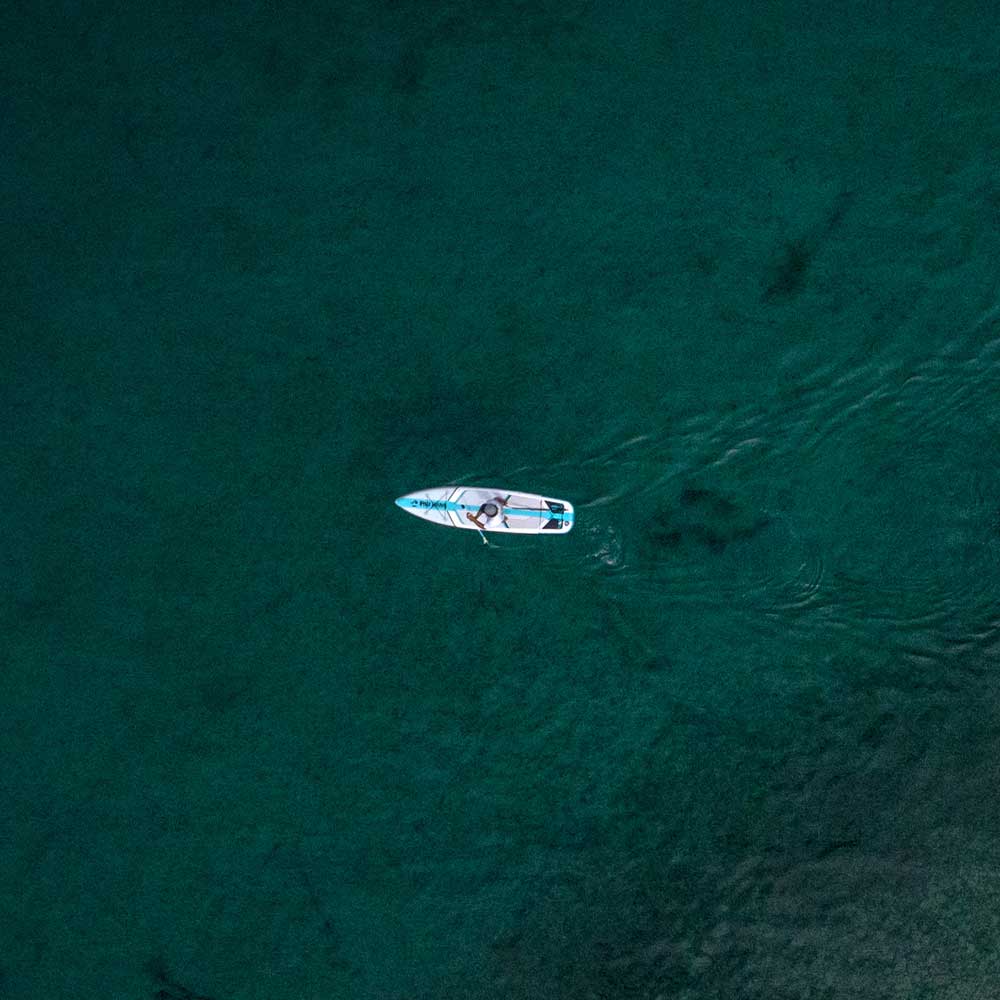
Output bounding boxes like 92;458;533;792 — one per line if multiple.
4;3;1000;998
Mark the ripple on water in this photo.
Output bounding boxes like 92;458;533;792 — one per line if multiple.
510;310;1000;674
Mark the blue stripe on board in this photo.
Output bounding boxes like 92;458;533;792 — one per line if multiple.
396;498;574;522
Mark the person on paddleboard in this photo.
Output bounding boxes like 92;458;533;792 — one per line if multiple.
466;495;510;530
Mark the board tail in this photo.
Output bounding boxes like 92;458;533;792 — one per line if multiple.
543;500;567;530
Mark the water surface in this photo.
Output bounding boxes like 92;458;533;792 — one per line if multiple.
4;2;1000;998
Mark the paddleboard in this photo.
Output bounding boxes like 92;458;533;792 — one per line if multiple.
395;486;574;535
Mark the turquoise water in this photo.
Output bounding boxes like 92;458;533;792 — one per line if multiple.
4;3;1000;998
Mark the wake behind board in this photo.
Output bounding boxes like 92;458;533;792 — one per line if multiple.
395;486;573;535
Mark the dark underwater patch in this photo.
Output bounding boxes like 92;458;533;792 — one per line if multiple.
762;237;812;302
760;189;854;305
646;485;770;555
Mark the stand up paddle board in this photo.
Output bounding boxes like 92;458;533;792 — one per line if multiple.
395;486;574;535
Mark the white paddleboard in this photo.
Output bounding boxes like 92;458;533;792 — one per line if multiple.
395;486;574;535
